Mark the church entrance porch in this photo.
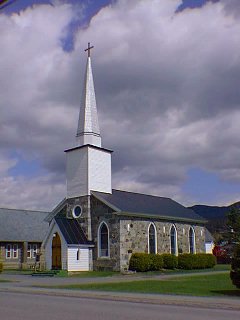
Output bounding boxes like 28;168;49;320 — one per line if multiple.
52;233;62;270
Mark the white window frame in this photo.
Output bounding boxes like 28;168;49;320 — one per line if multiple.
98;221;110;258
6;244;18;259
6;244;12;259
170;225;178;256
12;244;18;258
27;244;39;259
27;244;31;258
148;223;157;254
32;244;38;258
189;227;196;254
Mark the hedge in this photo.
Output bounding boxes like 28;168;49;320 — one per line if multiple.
230;245;240;289
161;254;178;269
129;253;152;272
178;253;216;270
149;254;164;271
0;263;3;273
129;253;216;272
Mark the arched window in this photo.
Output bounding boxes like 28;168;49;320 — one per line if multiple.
148;223;157;254
98;222;109;257
189;227;195;254
170;225;177;255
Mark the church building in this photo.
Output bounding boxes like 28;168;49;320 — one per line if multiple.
42;44;206;272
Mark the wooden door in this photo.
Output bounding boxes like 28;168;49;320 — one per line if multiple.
52;233;62;270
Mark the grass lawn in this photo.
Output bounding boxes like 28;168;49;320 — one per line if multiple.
56;270;118;278
49;272;240;297
2;264;230;277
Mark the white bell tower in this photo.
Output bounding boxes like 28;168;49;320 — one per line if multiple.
65;43;112;198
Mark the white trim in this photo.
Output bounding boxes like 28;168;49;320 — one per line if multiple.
189;226;196;254
42;219;56;248
170;224;178;256
13;244;18;258
27;243;39;259
148;222;157;254
43;221;68;270
5;244;18;259
6;244;12;259
97;221;110;258
72;205;82;219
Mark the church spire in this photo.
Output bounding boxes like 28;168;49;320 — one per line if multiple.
76;43;101;147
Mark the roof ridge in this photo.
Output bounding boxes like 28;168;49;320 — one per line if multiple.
112;189;171;200
0;207;50;213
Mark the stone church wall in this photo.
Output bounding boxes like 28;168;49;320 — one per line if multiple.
55;196;205;272
119;218;205;271
91;197;120;271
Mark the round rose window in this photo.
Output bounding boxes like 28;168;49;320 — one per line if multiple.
72;205;82;218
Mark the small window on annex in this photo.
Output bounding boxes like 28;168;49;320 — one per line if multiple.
98;222;109;257
6;244;12;259
27;244;39;259
6;244;18;259
148;223;157;254
170;225;177;255
189;227;195;254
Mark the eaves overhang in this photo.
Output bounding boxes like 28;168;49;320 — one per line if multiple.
65;144;113;154
113;211;207;224
67;244;94;248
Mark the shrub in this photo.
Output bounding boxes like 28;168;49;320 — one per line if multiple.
178;253;216;270
230;244;240;289
0;263;3;273
129;253;152;272
161;254;178;269
149;254;164;271
194;253;216;269
129;253;164;272
178;254;195;269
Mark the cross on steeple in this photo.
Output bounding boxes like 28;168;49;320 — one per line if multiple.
85;42;94;57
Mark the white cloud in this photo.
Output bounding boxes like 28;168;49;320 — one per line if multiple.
0;174;65;210
1;0;240;209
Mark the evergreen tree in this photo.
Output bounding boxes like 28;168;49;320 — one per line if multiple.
226;206;240;244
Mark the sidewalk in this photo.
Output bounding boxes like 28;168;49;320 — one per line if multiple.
0;271;239;311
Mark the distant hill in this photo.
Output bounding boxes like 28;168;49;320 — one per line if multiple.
189;202;240;234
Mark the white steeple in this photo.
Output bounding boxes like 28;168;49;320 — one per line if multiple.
76;43;101;147
65;43;112;198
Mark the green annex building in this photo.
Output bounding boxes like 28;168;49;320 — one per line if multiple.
0;208;49;269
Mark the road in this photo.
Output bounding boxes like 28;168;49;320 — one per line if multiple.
0;292;239;320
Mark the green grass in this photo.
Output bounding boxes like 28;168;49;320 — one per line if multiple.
139;264;231;276
56;270;118;278
48;272;240;297
2;264;230;277
54;264;231;278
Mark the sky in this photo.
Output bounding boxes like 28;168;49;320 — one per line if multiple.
0;0;240;210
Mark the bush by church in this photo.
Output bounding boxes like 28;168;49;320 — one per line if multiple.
178;253;216;269
161;253;178;269
129;253;216;272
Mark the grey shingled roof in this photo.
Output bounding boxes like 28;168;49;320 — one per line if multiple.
205;228;214;242
55;217;92;245
92;189;206;223
0;208;49;242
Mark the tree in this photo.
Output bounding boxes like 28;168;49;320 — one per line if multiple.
226;206;240;244
230;244;240;289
